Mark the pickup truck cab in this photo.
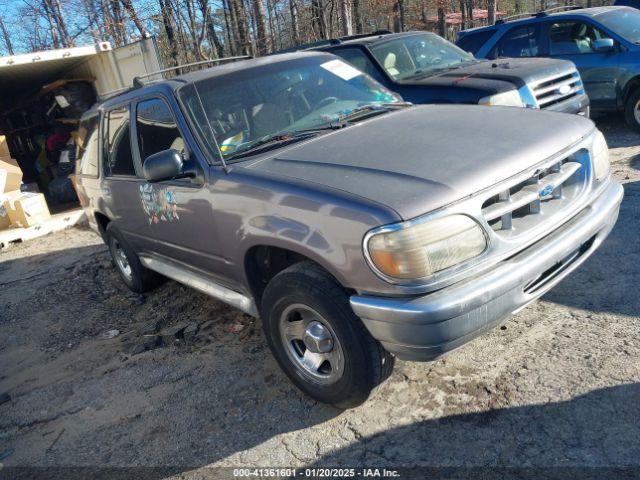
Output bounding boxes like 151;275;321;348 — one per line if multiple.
458;6;640;130
283;31;590;115
76;52;622;408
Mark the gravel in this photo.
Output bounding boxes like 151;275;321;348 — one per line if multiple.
0;114;638;475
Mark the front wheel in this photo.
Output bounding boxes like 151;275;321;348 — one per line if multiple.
260;262;394;409
624;88;640;133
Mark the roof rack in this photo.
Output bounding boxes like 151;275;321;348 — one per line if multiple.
495;5;581;24
273;30;393;54
337;30;392;42
132;56;251;87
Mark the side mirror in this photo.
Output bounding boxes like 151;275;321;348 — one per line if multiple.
593;38;615;53
143;149;196;183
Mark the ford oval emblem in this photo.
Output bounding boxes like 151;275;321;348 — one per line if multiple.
539;184;554;197
558;84;572;95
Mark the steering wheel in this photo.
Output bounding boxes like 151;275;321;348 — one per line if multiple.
315;96;340;109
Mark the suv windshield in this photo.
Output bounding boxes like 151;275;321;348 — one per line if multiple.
370;33;477;80
599;8;640;44
178;56;401;161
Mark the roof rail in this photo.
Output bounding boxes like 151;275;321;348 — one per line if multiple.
337;30;392;41
495;5;581;24
132;56;251;87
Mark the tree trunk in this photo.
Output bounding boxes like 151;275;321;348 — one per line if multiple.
487;0;496;25
437;4;446;38
120;0;148;38
311;0;327;39
289;0;300;44
352;0;363;34
340;0;353;36
460;0;466;29
204;5;225;57
393;0;405;33
222;0;236;55
159;0;179;65
252;0;270;54
0;16;15;55
42;0;61;48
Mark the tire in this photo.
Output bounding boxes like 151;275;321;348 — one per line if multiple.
260;261;395;409
105;223;163;293
624;88;640;133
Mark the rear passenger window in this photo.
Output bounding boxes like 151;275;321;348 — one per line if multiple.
457;29;496;55
104;107;135;176
136;98;185;161
332;48;385;83
494;25;540;58
77;114;100;177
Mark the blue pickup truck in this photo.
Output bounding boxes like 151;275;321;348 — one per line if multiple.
458;6;640;130
279;31;590;115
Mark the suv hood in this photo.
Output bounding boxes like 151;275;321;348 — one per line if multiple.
399;57;577;92
244;105;594;220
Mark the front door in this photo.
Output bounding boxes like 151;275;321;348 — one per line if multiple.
544;19;621;108
130;96;238;289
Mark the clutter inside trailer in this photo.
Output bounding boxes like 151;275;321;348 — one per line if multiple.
0;38;162;232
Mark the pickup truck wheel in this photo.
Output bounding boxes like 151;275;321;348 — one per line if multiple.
624;88;640;133
260;261;394;409
105;224;163;293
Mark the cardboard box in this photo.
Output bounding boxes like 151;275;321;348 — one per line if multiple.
0;191;21;230
4;192;51;228
0;135;11;163
0;159;23;194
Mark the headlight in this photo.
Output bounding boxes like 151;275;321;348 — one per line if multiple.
366;215;487;281
479;90;524;108
592;130;610;181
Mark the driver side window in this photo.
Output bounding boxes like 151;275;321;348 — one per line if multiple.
549;20;607;55
136;98;185;160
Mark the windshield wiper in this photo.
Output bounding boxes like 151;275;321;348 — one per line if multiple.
335;102;412;123
227;126;344;160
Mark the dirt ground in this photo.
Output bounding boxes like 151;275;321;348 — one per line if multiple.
1;114;639;477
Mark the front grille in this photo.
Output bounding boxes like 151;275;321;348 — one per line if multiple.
532;71;584;109
482;154;587;236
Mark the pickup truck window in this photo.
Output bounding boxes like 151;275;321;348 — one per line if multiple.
369;33;476;80
495;25;541;58
136;98;185;161
549;20;608;55
104;106;136;177
179;56;400;161
77;114;100;177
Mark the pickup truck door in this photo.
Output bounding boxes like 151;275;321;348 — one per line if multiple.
543;19;621;108
131;96;241;291
101;104;154;251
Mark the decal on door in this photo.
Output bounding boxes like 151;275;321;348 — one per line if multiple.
139;184;180;224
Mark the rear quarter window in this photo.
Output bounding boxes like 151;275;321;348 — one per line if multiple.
76;114;100;177
104;106;136;177
457;29;497;54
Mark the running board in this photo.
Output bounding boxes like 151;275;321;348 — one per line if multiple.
139;255;258;317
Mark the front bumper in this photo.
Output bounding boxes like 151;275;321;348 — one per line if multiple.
351;181;623;361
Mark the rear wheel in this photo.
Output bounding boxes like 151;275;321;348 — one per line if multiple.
105;223;163;293
260;261;394;409
624;88;640;133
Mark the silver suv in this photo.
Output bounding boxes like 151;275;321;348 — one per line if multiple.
76;52;622;408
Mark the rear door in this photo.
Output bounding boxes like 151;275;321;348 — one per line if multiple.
101;103;153;250
542;18;621;108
